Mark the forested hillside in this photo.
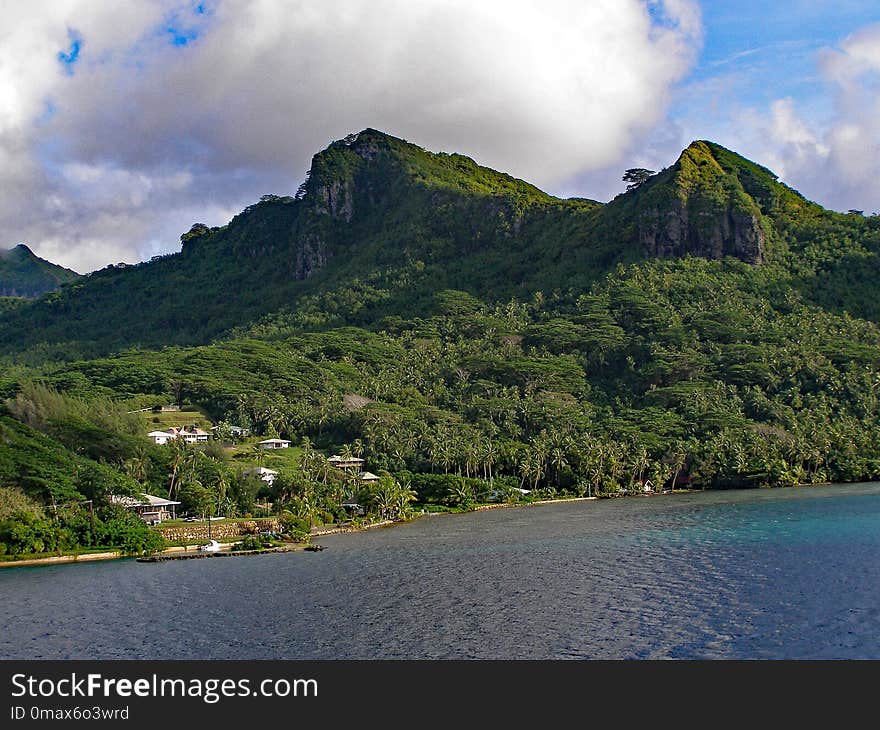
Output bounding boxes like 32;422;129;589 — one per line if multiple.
3;130;880;558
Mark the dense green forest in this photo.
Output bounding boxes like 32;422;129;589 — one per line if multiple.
2;130;880;558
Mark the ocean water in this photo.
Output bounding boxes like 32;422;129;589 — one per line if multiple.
3;483;880;659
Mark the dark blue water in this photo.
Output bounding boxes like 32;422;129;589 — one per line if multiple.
3;483;880;659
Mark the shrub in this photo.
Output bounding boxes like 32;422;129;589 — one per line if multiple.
279;510;309;541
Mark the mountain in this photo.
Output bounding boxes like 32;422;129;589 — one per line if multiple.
0;244;81;299
0;129;880;358
0;129;877;361
4;130;880;556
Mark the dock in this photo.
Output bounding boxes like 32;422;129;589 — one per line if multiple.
136;545;304;562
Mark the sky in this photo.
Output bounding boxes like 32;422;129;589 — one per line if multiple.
1;1;879;273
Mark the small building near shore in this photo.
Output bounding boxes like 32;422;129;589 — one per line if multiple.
111;493;180;525
341;497;365;516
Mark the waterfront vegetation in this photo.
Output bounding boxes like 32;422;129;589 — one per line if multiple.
2;132;880;558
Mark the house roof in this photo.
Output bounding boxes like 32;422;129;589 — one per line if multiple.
111;493;181;508
244;467;278;476
258;438;290;445
359;471;380;481
149;427;210;438
328;455;365;464
169;426;210;436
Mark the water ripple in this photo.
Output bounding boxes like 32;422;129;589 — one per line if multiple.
3;483;880;659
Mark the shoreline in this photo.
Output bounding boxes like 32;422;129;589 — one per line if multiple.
0;482;852;569
0;498;590;568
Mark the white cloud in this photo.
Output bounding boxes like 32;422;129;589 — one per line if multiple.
758;25;880;212
0;0;701;271
669;22;880;215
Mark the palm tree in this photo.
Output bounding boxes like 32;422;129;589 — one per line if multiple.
209;469;231;516
549;446;568;488
630;444;649;489
166;440;187;500
124;448;149;484
184;448;203;479
251;443;266;467
394;479;417;518
449;478;474;509
667;444;687;492
483;439;497;483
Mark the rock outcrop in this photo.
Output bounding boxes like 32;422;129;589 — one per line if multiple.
294;233;329;278
640;198;765;264
313;178;354;222
630;141;769;265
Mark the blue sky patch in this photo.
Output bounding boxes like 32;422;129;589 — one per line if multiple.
167;26;199;46
57;30;82;74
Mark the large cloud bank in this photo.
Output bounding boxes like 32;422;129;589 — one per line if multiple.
0;0;700;271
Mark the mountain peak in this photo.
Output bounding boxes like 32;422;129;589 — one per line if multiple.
612;139;777;265
1;243;35;260
303;127;553;224
0;244;81;298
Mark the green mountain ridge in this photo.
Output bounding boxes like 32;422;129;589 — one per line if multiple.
4;130;880;556
0;244;82;299
2;129;852;361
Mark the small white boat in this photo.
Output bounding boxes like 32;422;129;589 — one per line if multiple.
198;539;221;552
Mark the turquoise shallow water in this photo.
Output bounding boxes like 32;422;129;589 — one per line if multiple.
2;482;880;659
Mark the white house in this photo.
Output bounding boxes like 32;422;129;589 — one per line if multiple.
210;425;250;439
147;430;173;445
169;426;210;443
110;493;181;524
358;471;380;483
487;486;531;502
243;467;279;485
258;438;291;450
146;426;211;445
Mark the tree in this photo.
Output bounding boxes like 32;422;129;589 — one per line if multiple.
166;440;188;500
123;448;149;484
251;444;267;467
622;168;655;191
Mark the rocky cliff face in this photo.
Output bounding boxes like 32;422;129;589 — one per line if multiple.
639;198;765;264
313;179;354;222
627;141;770;266
294;233;329;278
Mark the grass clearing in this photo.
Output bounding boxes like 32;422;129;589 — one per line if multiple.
139;407;213;432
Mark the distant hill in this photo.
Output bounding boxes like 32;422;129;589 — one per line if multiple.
0;244;81;298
